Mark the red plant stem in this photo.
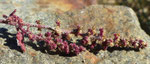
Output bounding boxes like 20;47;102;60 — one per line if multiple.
0;19;55;31
19;26;45;41
0;19;54;41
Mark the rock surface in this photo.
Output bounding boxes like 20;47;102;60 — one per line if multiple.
0;0;150;64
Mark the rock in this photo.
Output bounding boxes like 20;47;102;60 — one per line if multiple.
0;0;97;13
35;0;97;12
0;0;150;64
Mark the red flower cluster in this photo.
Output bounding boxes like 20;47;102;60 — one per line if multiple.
0;10;147;55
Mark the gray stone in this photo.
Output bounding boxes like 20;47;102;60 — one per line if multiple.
0;0;150;64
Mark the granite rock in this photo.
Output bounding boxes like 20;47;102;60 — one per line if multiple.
0;0;150;64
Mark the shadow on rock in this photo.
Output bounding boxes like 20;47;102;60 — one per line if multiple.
26;41;77;57
0;28;141;57
0;28;23;53
90;45;140;55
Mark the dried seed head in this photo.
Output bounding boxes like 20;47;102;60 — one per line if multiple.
107;39;114;47
109;42;114;47
67;33;74;40
132;39;139;48
62;32;71;40
92;26;96;35
28;34;36;41
55;27;62;36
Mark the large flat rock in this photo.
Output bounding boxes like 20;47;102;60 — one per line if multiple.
0;0;150;64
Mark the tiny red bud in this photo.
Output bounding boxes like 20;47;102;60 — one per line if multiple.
45;32;51;37
88;29;94;35
99;28;104;37
3;15;8;18
36;20;41;24
9;9;16;16
56;19;60;27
